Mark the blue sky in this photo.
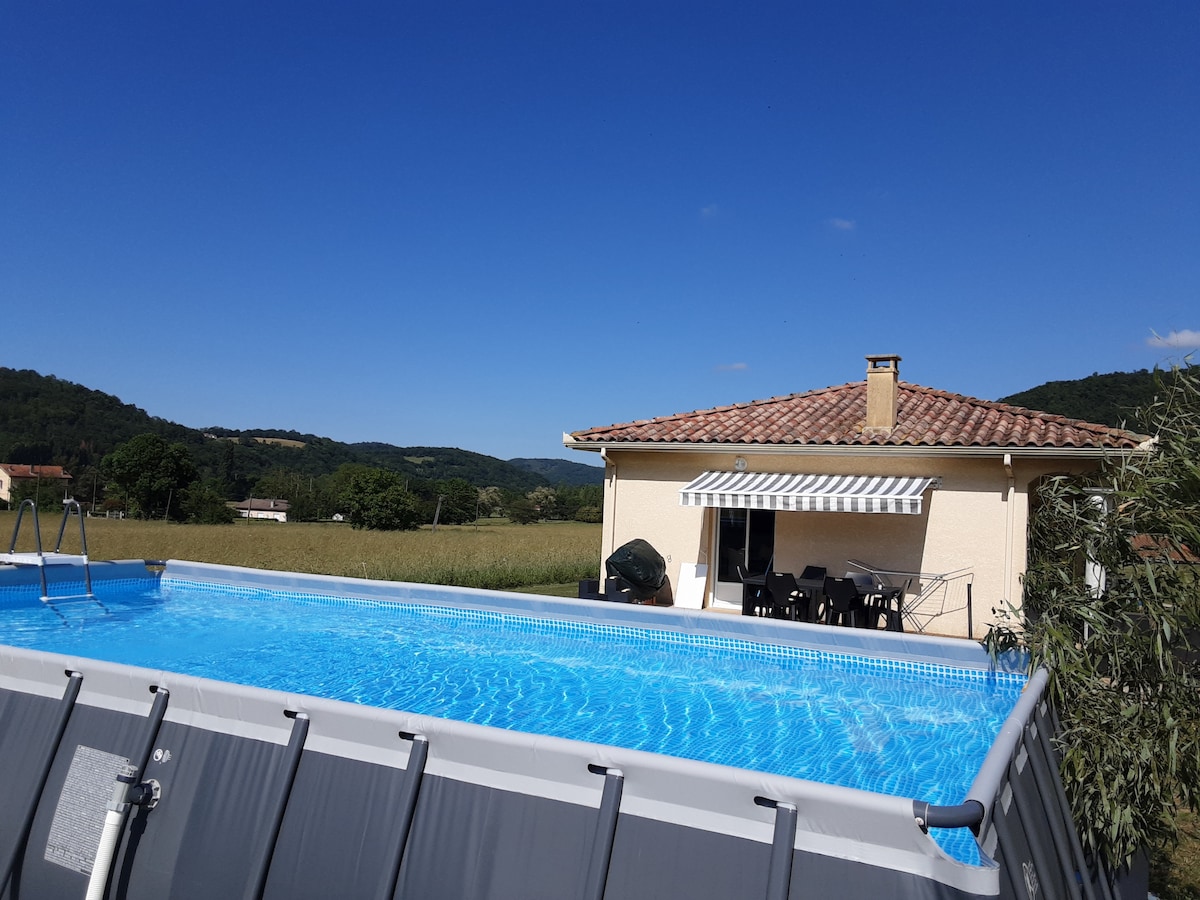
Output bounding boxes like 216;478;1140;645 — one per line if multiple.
3;3;1197;462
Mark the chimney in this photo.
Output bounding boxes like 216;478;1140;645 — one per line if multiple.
864;354;901;435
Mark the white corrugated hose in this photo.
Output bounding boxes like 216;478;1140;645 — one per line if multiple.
85;767;136;900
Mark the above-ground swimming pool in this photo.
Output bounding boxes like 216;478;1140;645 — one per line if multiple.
0;559;1106;900
0;571;1025;821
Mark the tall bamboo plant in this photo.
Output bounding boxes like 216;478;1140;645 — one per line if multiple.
986;364;1200;872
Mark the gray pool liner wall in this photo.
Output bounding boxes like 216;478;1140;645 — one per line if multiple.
0;559;1114;899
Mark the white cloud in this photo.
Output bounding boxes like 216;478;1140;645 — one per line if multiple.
715;362;748;372
829;218;855;231
701;204;719;219
1147;329;1200;349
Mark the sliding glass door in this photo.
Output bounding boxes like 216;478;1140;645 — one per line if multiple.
711;508;775;607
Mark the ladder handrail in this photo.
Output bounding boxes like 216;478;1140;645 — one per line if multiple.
7;499;45;556
53;499;89;556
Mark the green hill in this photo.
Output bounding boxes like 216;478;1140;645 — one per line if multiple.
0;367;602;492
997;369;1160;430
508;457;606;486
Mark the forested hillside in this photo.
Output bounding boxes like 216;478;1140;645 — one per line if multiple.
0;367;601;495
997;369;1160;429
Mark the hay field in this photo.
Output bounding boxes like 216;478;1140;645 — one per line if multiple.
0;513;601;592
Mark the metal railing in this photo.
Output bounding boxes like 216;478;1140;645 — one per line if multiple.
2;499;93;600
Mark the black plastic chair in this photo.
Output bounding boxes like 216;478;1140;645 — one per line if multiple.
822;576;865;627
845;572;884;628
880;577;911;632
764;572;807;622
798;565;826;582
846;572;909;631
736;564;770;617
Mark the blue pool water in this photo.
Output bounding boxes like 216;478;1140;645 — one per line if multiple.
0;577;1023;860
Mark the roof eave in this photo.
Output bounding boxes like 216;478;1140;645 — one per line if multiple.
564;440;1141;459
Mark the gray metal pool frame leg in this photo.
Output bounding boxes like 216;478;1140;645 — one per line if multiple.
1008;744;1069;900
0;669;83;892
766;801;798;900
87;685;170;900
753;796;798;900
380;731;429;900
1022;724;1086;900
582;765;625;900
245;710;310;900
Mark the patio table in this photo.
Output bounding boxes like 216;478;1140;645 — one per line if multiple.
794;576;825;622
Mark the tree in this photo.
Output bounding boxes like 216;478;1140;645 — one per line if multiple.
477;486;503;518
342;467;421;530
557;483;603;521
986;365;1200;875
8;474;70;509
250;468;334;521
180;478;237;524
100;433;198;520
433;478;480;525
527;486;560;520
505;495;539;524
574;505;602;524
71;465;105;512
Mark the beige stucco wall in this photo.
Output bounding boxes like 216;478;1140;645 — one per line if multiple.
592;448;1101;638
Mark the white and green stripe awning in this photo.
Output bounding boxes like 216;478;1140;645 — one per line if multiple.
678;472;938;515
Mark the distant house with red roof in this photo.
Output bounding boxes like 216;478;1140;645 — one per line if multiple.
565;354;1150;637
0;464;73;505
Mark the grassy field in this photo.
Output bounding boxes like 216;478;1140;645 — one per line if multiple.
0;512;602;595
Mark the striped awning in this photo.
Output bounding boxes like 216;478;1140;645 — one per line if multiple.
678;471;938;515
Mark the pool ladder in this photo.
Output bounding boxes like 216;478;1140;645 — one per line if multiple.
1;498;94;600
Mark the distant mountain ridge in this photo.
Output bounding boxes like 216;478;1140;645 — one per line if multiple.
997;369;1160;430
0;367;603;490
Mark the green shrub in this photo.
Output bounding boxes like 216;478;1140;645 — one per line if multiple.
987;364;1200;873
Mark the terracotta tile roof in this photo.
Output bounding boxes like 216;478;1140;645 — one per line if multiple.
1133;534;1199;564
0;464;72;479
569;381;1149;450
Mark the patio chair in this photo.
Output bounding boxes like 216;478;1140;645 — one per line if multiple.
823;576;865;627
881;577;911;632
764;572;807;622
845;571;883;628
603;577;635;603
736;564;770;617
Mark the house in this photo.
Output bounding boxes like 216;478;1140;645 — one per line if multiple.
564;354;1149;637
229;498;290;523
0;464;73;505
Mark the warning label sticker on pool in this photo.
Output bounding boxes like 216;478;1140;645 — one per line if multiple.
44;745;129;875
